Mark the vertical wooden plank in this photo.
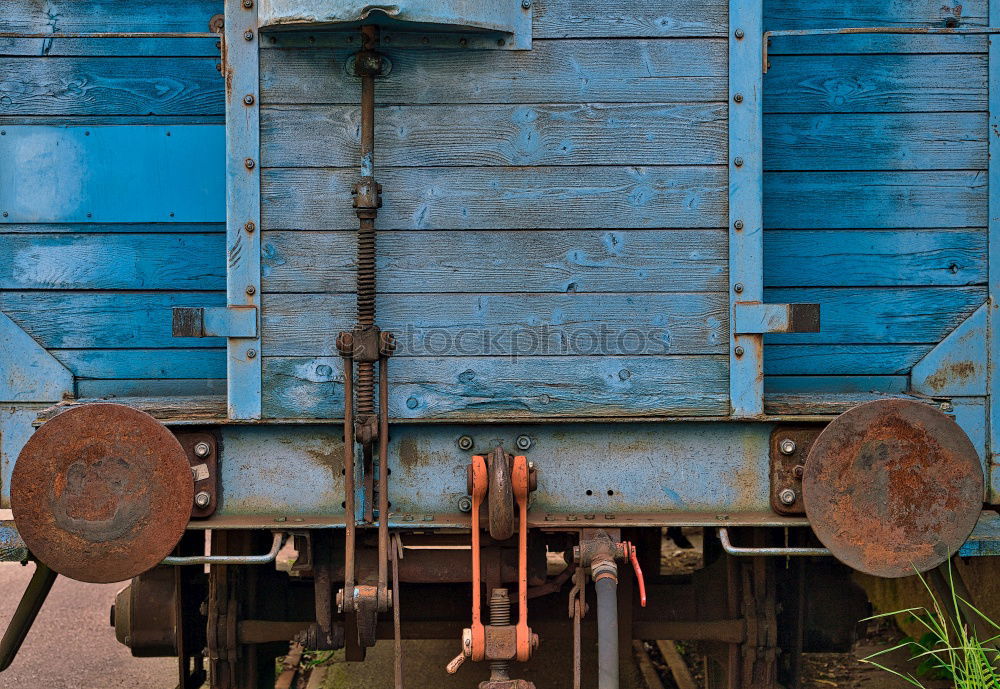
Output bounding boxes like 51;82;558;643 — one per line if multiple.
989;0;1000;500
224;0;262;419
729;0;763;416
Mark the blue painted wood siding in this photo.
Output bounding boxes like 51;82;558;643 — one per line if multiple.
257;1;732;419
0;1;227;399
762;0;989;395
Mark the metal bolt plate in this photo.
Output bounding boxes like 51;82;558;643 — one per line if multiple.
10;404;193;583
802;399;983;577
769;426;820;515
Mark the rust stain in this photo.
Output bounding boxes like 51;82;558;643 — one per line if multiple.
924;361;978;392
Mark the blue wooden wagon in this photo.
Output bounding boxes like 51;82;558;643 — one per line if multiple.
1;0;999;687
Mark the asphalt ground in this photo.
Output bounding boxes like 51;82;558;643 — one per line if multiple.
0;562;174;689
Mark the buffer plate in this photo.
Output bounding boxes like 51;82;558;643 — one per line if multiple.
11;404;193;583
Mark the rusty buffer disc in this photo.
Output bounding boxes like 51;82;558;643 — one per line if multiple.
10;404;193;583
802;399;983;578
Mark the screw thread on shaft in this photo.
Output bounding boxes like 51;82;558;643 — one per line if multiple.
488;588;511;680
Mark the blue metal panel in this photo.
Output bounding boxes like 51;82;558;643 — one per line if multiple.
224;0;263;419
958;510;1000;556
911;303;987;397
214;422;776;523
0;312;72;402
0;126;224;223
0;407;45;508
729;0;764;416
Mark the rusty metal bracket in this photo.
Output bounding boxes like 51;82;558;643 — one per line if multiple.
171;306;257;338
763;26;1000;73
768;426;821;515
175;431;221;518
733;302;820;334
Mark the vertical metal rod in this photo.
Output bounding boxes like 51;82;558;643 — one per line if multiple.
343;357;356;604
355;25;378;420
377;356;390;607
391;535;403;689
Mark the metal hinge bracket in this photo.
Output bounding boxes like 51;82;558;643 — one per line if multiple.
733;302;820;334
172;306;257;338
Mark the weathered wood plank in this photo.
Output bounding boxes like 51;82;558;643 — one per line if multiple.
262;355;730;419
767;34;986;55
764;344;931;375
0;292;225;348
1;0;223;32
260;40;727;105
37;395;228;424
764;376;910;395
261;293;728;357
0;58;224;115
0;233;225;289
763;287;986;344
0;222;224;233
534;0;726;38
262;229;728;293
764;113;986;171
764;54;986;113
763;392;927;416
764;172;986;229
76;378;226;398
764;230;987;286
261;102;727;167
53;348;226;379
764;0;986;29
0;37;220;58
262;166;727;230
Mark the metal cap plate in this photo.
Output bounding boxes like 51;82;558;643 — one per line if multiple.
10;404;193;583
802;399;983;578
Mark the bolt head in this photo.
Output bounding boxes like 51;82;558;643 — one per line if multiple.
734;282;744;293
940;401;954;412
516;434;532;450
242;0;253;7
244;30;254;41
522;0;531;7
457;496;473;513
244;157;255;169
734;346;745;357
734;156;744;167
243;94;255;105
734;28;745;39
246;284;256;295
457;435;474;451
733;219;744;230
194;441;211;458
244;220;256;233
778;488;797;506
779;438;796;455
194;491;211;508
247;348;257;359
733;93;744;103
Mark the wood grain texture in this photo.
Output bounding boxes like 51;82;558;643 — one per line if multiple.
0;233;225;289
763;287;986;344
764;0;986;28
767;34;986;55
0;222;224;233
1;0;223;32
764;113;987;171
764;171;986;229
260;39;727;105
76;378;226;398
0;37;220;58
262;229;728;293
764;230;987;287
0;57;224;115
53;348;226;379
764;344;931;375
37;395;228;423
261;292;728;356
764;376;910;395
0;291;225;348
533;0;726;38
262;166;727;230
260;102;728;167
262;354;730;419
764;54;986;113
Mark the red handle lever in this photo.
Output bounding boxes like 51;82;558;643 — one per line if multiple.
625;542;646;607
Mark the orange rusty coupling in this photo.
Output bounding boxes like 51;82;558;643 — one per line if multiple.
446;454;538;674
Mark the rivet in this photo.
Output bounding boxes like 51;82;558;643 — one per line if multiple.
242;0;253;7
734;28;745;39
793;465;805;478
243;94;255;105
275;516;287;522
459;38;468;47
194;441;212;458
244;157;255;169
734;219;744;230
246;284;256;295
734;346;745;357
1;212;7;218
779;438;796;455
566;515;578;521
194;491;211;508
515;434;532;450
733;93;743;103
458;496;472;512
940;401;954;412
244;30;254;41
247;348;257;359
778;488;797;506
457;435;474;451
244;220;256;233
734;282;744;293
734;156;744;167
522;0;531;7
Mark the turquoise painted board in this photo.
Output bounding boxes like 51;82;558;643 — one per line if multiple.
0;126;225;223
